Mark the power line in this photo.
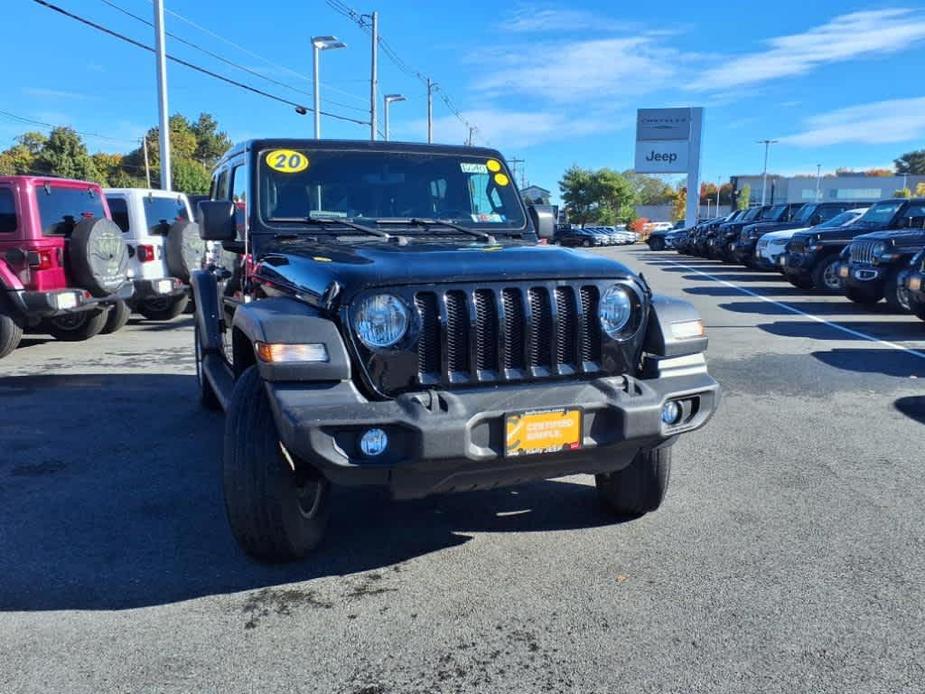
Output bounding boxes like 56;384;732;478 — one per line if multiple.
0;109;139;145
32;0;369;127
98;0;368;115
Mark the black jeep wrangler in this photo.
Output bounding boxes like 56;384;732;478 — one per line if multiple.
836;204;925;311
192;139;719;562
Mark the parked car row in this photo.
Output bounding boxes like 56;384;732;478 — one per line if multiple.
556;225;639;247
655;198;925;323
0;174;205;359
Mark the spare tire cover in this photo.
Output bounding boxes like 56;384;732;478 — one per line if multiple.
165;220;205;283
69;218;130;297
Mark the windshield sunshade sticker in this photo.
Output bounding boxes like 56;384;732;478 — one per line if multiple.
494;173;510;186
460;162;488;174
266;149;310;174
486;159;502;172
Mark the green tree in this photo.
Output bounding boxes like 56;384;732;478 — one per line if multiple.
623;171;674;205
32;127;100;181
595;168;637;222
172;158;211;194
894;187;912;198
190;112;232;166
0;131;48;175
559;165;598;226
672;186;686;221
737;184;751;210
894;150;925;175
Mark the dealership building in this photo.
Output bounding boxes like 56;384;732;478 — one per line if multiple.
730;174;925;204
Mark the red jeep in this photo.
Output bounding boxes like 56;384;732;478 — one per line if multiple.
0;175;132;358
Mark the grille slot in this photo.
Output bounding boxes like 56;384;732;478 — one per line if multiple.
850;240;875;265
411;283;604;391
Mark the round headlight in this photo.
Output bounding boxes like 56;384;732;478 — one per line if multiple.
872;241;887;257
354;294;410;349
599;285;634;338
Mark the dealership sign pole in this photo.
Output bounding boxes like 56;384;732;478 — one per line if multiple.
634;107;704;228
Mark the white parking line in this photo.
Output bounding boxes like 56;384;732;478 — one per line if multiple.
665;260;925;361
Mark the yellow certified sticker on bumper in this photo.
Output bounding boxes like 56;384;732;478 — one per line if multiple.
505;408;582;457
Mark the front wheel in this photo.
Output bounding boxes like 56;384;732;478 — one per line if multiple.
138;294;189;321
884;269;912;313
44;309;107;342
811;255;843;292
596;448;671;518
223;366;330;562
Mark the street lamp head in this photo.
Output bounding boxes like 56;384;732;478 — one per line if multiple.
384;94;406;104
312;35;346;50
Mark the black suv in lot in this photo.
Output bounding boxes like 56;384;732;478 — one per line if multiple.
732;202;857;268
905;249;925;322
693;210;743;256
712;205;770;260
191;139;719;562
783;198;925;292
837;200;925;310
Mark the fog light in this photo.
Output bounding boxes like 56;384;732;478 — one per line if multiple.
661;401;681;425
359;428;388;457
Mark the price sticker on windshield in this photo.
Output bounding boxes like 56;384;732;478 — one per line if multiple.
265;149;310;174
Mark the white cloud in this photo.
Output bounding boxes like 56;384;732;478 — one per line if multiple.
500;7;635;33
781;97;925;146
689;9;925;90
23;87;92;100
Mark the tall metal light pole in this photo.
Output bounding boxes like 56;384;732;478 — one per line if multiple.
815;164;822;201
758;139;778;205
383;94;405;142
311;36;346;139
368;11;378;141
153;0;171;191
426;78;435;143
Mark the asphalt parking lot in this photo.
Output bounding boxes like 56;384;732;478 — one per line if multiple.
1;245;923;694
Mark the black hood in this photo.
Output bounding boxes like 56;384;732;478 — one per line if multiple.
852;228;925;251
254;238;636;306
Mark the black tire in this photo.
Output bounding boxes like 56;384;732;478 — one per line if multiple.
912;301;925;322
649;238;665;251
195;324;222;411
138;294;189;321
68;218;130;297
596;447;671;518
0;295;24;359
100;300;130;334
786;275;814;290
223;366;330;562
845;286;883;306
884;269;912;313
44;309;107;342
165;220;205;284
811;255;843;292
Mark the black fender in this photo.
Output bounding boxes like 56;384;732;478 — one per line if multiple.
231;297;351;383
191;270;222;353
643;294;708;358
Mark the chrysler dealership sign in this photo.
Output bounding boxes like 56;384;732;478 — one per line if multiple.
635;107;703;226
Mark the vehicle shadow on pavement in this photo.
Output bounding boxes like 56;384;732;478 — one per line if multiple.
0;373;616;612
684;286;811;298
758;320;925;344
894;396;925;425
128;317;195;332
720;300;901;317
811;349;925;378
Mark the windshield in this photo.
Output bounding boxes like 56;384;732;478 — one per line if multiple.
258;148;526;231
761;205;787;221
741;207;762;222
37;184;106;237
818;209;865;229
144;195;189;235
794;204;817;223
857;201;903;227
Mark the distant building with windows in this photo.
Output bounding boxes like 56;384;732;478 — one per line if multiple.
520;184;551;205
730;174;925;205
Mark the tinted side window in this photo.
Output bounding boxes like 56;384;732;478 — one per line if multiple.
231;163;248;238
37;185;107;236
143;196;189;235
903;203;925;222
0;188;16;233
107;197;130;232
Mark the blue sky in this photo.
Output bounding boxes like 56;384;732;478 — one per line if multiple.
6;0;925;200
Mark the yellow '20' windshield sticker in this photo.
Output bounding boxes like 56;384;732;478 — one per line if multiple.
266;149;310;173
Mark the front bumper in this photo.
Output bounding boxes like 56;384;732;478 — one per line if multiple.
839;262;886;291
267;354;719;500
733;240;757;263
6;282;134;319
907;271;925;308
781;249;819;280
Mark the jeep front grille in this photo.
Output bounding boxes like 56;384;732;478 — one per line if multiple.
850;240;876;265
414;283;602;388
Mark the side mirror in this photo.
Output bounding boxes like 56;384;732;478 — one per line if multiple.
527;204;556;240
897;216;911;229
910;216;925;229
810;213;823;225
198;200;237;241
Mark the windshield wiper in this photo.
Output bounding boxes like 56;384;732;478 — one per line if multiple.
394;218;497;243
296;217;408;244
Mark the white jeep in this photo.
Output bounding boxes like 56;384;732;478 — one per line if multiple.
104;188;204;320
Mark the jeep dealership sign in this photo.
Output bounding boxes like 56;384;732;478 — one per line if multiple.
634;107;703;226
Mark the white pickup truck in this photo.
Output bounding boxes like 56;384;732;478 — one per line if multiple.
104;188;205;322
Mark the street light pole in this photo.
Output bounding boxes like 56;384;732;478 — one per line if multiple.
426;78;435;144
815;164;822;202
383;93;405;142
369;11;378;141
758;139;778;205
153;0;171;191
311;36;347;139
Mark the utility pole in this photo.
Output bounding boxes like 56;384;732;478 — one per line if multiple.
466;126;477;146
142;135;151;188
815;164;822;201
508;157;525;187
716;180;720;213
757;139;778;205
368;11;378;141
153;0;171;191
426;78;435;144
